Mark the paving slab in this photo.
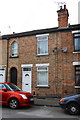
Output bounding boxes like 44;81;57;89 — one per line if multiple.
34;97;60;107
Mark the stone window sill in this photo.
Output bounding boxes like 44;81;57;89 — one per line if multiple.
10;56;19;58
35;85;50;88
74;86;80;88
73;52;80;54
36;54;50;57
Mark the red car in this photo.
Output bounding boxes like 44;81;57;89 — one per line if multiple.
0;82;34;109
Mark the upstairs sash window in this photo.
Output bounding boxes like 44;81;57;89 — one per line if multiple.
37;35;48;55
74;33;80;52
12;42;18;56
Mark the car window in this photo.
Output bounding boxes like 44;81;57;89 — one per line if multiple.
0;84;6;90
6;83;21;91
4;84;11;91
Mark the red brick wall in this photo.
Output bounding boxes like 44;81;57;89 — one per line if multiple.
7;31;78;97
57;5;69;28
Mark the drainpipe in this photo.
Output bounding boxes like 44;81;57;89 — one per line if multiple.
6;37;9;82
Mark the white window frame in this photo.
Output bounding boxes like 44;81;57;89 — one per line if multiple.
36;34;49;55
36;63;49;87
73;33;80;52
12;42;18;57
73;62;80;66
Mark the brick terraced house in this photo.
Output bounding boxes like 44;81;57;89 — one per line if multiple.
0;35;7;82
2;5;80;97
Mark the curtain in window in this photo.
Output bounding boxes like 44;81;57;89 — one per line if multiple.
38;40;48;54
37;71;48;85
37;35;48;55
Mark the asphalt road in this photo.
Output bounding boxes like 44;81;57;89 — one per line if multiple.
1;105;80;119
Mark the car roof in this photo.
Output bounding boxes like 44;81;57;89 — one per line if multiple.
0;82;12;84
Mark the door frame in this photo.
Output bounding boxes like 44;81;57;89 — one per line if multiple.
10;67;17;85
0;65;6;82
21;64;33;93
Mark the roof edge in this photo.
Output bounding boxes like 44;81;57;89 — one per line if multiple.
2;24;80;39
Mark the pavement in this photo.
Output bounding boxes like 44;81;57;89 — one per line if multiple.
34;97;60;107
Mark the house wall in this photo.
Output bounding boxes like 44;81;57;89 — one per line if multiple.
0;39;2;65
2;5;80;97
0;39;7;81
2;39;7;66
7;30;78;97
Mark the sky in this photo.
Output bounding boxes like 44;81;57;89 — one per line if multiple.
0;0;80;35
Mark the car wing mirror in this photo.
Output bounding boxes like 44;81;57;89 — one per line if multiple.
2;88;7;92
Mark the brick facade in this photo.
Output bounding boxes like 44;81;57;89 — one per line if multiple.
0;39;7;66
2;5;80;97
5;30;79;97
0;38;7;81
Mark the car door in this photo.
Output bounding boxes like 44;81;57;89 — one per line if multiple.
1;83;10;105
77;94;80;104
0;84;2;104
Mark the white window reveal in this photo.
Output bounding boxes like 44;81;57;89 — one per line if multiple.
36;34;49;55
36;63;49;87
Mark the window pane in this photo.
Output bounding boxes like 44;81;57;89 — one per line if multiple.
76;75;80;86
74;34;80;37
12;42;18;49
76;67;80;70
74;38;80;51
76;71;80;74
37;66;48;86
75;66;80;86
38;40;48;54
37;35;48;55
38;36;48;41
12;42;18;56
37;72;48;85
23;68;31;71
38;67;47;71
12;49;17;54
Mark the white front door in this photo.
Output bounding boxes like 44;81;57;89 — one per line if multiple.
22;68;32;93
0;69;5;82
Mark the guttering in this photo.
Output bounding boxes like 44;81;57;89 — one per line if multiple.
2;24;80;39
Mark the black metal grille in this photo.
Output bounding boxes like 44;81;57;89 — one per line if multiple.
28;96;33;99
